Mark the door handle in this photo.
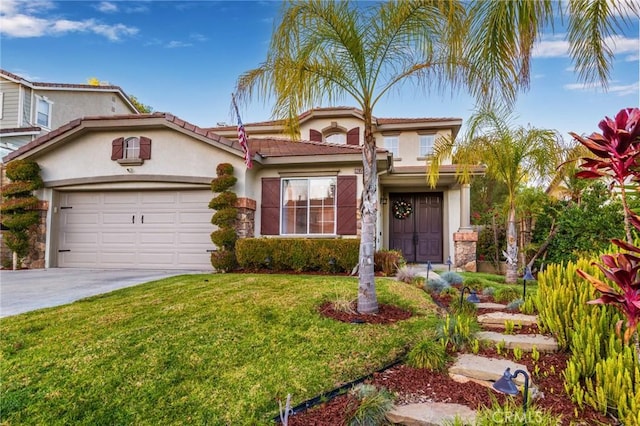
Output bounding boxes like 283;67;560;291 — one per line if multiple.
132;215;135;223
141;215;144;224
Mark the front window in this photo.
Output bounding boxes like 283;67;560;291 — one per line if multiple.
325;132;346;144
419;134;436;156
36;97;52;128
384;136;399;157
124;137;140;159
281;177;336;235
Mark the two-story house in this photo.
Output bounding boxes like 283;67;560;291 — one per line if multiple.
3;107;481;270
0;69;138;158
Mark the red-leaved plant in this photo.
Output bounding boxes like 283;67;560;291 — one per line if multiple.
569;107;640;346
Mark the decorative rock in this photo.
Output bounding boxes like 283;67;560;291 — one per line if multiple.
475;302;507;310
477;312;538;327
475;331;559;352
387;402;476;425
464;260;476;272
449;354;532;387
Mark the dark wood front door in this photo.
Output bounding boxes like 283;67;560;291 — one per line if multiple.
389;193;443;263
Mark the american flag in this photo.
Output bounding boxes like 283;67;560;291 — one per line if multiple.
232;94;253;169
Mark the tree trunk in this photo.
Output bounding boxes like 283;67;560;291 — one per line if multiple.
505;206;518;284
357;117;379;314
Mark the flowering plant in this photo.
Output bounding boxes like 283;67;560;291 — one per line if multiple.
571;107;640;345
392;200;412;220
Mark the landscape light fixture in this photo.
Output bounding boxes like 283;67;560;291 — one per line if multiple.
493;367;530;419
459;286;480;307
426;260;433;281
264;256;272;269
446;256;453;271
522;266;535;300
328;257;337;274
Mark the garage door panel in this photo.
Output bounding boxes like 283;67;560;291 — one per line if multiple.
102;233;136;245
103;213;136;224
142;213;176;225
63;232;99;244
58;190;214;269
104;193;139;205
65;213;100;225
140;233;175;244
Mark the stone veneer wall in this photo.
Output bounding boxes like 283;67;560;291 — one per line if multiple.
235;197;256;238
0;201;48;269
453;231;478;272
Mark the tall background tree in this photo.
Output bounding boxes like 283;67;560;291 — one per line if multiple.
235;0;637;312
429;108;563;283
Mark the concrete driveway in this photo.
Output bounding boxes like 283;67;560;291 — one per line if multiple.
0;268;208;318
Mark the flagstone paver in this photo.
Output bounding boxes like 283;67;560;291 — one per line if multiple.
475;302;507;310
386;402;476;426
475;331;558;352
477;312;538;327
448;354;532;388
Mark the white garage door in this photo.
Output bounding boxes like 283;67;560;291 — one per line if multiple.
57;190;215;269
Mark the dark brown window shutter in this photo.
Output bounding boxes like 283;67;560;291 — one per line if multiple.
336;175;357;235
261;177;281;235
346;127;359;145
309;129;322;142
111;137;124;160
139;136;152;160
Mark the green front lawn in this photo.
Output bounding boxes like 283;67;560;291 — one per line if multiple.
1;274;439;425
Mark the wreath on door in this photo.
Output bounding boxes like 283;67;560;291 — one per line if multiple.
392;199;413;220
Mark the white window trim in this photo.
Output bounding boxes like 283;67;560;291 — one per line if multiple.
384;136;400;159
124;136;140;159
280;177;337;236
0;92;4;120
419;134;436;157
35;95;53;129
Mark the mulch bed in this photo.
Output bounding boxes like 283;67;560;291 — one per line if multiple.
285;293;618;426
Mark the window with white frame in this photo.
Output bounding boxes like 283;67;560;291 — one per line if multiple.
419;134;436;156
325;132;346;144
383;136;399;158
281;177;336;235
124;137;140;159
36;96;53;128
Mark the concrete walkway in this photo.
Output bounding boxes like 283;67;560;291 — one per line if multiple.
0;268;207;318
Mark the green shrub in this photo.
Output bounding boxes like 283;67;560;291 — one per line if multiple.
437;313;478;351
537;259;639;424
235;238;360;273
210;250;237;273
210;175;238;193
506;298;523;311
439;271;463;285
407;340;448;371
215;162;234;176
494;286;519;304
210;228;237;250
482;286;495;296
440;286;458;297
374;249;405;276
208;192;238;210
1;160;43;262
462;276;483;289
211;207;238;227
425;277;449;294
346;384;394;426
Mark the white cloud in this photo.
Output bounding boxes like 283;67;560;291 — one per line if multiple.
96;2;118;13
190;33;208;42
166;40;192;48
534;34;639;58
0;0;138;41
564;80;639;96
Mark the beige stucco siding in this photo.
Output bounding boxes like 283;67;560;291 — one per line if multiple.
299;116;363;143
32;90;136;132
380;129;453;167
30;128;247;193
0;79;20;127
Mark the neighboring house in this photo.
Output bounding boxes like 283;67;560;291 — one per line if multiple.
3;107;482;270
0;69;138;158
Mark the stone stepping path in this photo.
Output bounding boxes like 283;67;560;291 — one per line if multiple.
387;402;476;425
448;353;534;389
476;302;507;310
475;331;558;352
384;293;555;425
477;312;538;329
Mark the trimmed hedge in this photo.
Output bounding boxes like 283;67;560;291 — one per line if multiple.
236;238;360;273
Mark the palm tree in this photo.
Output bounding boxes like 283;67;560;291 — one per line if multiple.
234;0;637;312
429;108;563;283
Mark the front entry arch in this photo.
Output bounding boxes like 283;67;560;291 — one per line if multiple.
389;193;443;263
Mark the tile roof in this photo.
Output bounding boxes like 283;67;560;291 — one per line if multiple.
0;69;126;93
3;112;382;163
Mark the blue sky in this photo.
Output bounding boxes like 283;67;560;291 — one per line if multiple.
1;0;638;140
